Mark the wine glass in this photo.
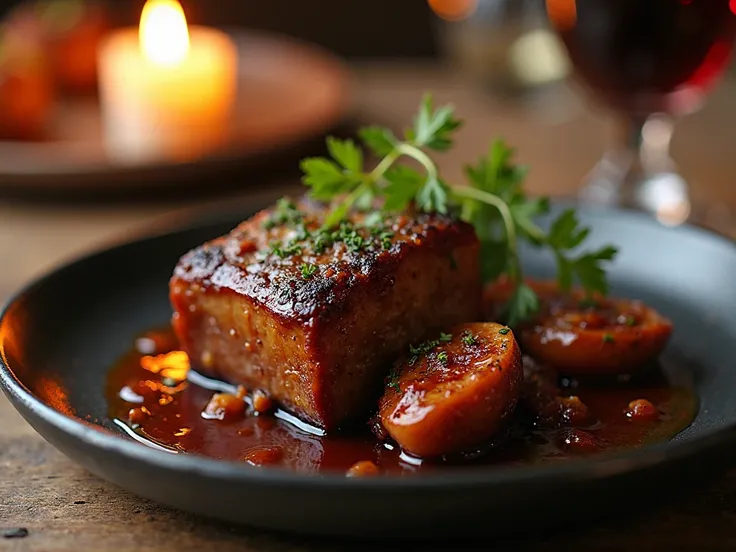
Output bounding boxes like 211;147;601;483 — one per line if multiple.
545;0;736;226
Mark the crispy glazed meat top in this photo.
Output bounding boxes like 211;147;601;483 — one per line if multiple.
173;196;478;322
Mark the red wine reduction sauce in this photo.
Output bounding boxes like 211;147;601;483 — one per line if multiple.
106;328;697;475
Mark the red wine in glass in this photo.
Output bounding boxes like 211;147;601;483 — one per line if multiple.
547;0;736;225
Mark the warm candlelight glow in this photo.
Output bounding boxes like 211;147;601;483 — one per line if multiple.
98;0;237;161
139;0;190;66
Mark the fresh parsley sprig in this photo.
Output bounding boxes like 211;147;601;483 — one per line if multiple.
299;94;618;325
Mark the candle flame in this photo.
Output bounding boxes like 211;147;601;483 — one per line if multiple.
139;0;190;66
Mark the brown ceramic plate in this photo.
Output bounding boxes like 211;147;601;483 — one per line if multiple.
0;29;349;195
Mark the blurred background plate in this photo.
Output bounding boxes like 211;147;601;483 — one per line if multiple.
0;29;350;195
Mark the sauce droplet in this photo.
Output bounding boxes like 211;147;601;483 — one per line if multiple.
346;460;380;477
242;445;284;466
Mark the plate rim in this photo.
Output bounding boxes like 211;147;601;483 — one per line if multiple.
2;202;736;491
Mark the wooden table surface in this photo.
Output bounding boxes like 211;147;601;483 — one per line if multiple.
2;63;736;551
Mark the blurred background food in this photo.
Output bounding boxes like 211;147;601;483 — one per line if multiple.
41;0;109;96
0;0;574;142
431;0;571;97
0;0;732;210
0;6;53;140
0;0;108;140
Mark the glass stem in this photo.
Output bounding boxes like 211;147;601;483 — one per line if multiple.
581;112;688;225
639;114;676;173
610;115;648;208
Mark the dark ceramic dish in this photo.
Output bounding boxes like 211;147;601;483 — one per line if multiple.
2;201;736;539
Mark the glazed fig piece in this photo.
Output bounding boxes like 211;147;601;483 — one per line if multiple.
170;196;481;430
378;322;523;458
485;280;672;376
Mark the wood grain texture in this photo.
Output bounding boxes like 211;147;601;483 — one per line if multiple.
2;64;736;551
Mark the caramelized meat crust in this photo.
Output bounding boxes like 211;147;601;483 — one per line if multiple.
170;197;481;430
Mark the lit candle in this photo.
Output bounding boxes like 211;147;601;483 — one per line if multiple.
97;0;237;162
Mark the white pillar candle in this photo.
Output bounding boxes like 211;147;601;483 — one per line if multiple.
97;0;237;163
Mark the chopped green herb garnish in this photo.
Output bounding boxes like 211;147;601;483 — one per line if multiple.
603;333;615;343
295;223;311;241
375;229;394;251
299;263;318;279
625;316;637;327
437;351;449;365
498;327;510;335
263;197;304;230
299;93;617;325
347;235;364;252
387;367;401;391
312;228;334;254
369;223;386;236
323;221;366;253
268;241;284;258
268;239;302;259
408;331;454;365
285;242;303;256
461;330;477;346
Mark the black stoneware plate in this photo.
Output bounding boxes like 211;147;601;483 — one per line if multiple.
3;199;736;540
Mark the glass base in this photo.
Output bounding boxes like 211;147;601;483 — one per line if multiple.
579;159;691;226
576;115;734;235
578;161;734;236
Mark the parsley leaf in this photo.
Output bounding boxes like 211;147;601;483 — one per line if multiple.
383;166;424;211
326;137;363;173
480;240;508;282
546;209;617;295
416;176;450;214
300;158;355;200
359;126;397;157
548;209;590;250
461;331;477;346
463;140;545;244
295;93;618;325
464;141;529;203
504;283;539;327
407;93;463;151
299;263;318;279
574;246;618;296
510;197;549;245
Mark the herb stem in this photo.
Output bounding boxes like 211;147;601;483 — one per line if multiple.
451;185;521;282
325;182;372;228
343;183;369;210
369;149;401;182
373;140;524;284
522;222;547;244
395;143;439;182
367;142;440;187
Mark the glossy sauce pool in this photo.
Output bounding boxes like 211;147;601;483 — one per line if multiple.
106;328;697;475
